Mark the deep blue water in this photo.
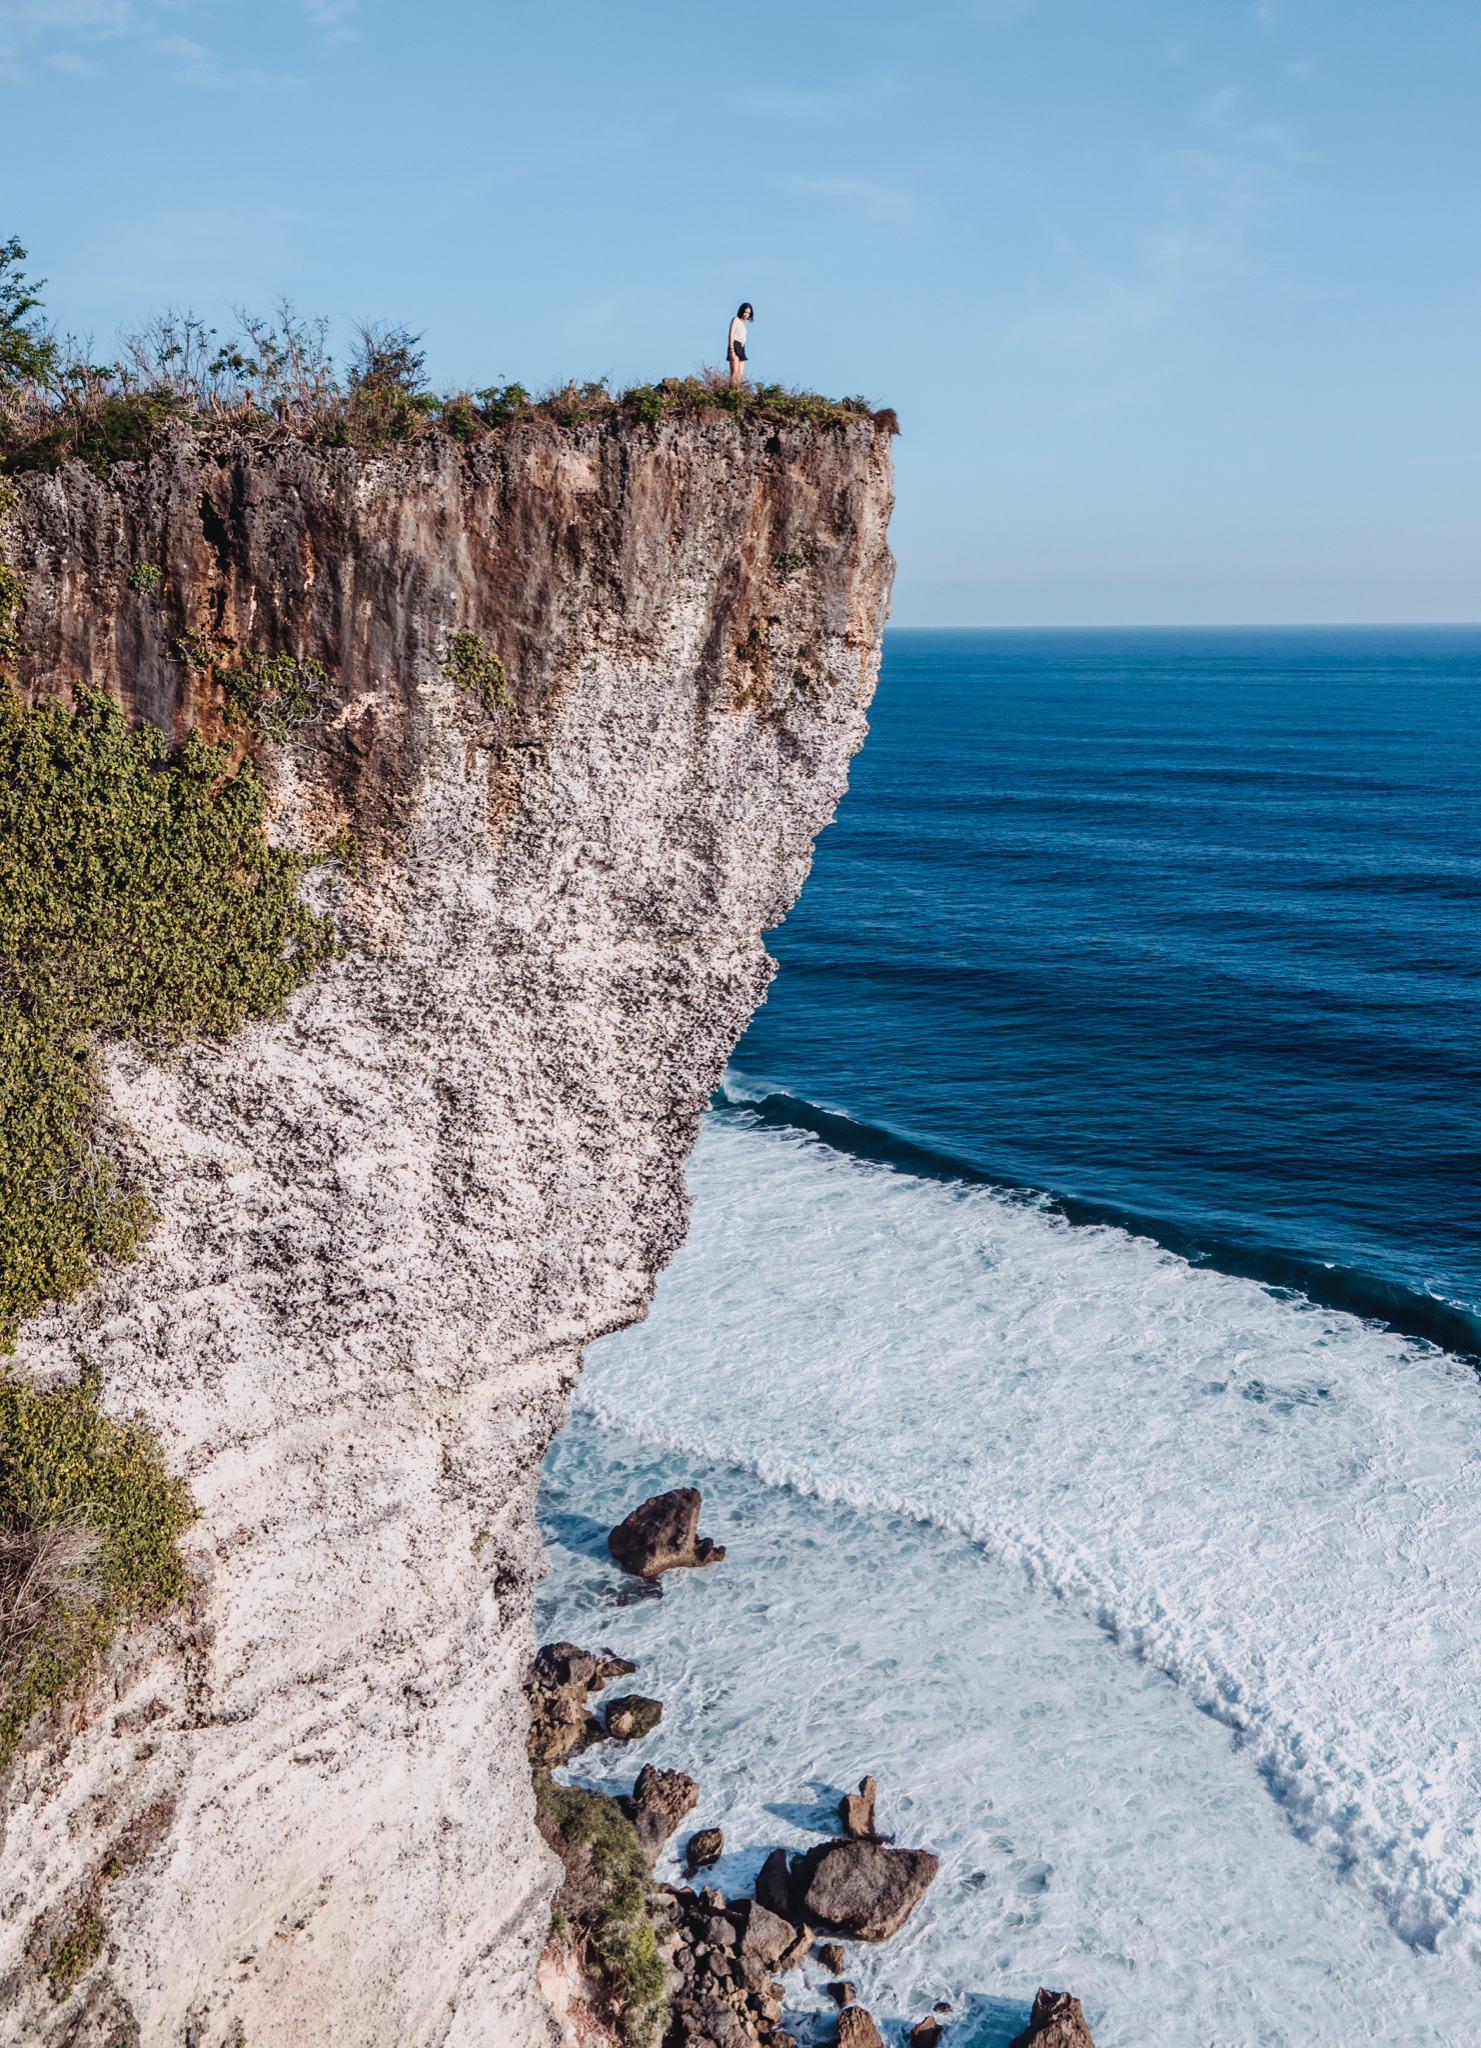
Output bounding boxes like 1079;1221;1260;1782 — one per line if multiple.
730;627;1481;1355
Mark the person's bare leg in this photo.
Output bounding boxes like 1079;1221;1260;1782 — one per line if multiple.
728;351;743;387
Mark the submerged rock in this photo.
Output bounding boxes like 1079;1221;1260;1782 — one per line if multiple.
1009;1988;1096;2048
606;1693;664;1740
796;1838;940;1941
609;1488;727;1577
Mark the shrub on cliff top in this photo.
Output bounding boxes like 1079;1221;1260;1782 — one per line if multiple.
0;232;886;471
0;682;339;1348
0;1363;196;1773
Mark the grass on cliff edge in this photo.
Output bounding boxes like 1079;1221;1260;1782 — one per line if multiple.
0;1364;195;1775
535;1769;669;2047
0;239;885;472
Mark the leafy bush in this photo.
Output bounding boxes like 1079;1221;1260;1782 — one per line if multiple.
219;649;326;741
534;1770;669;2046
0;1363;196;1772
0;682;339;1348
442;631;511;714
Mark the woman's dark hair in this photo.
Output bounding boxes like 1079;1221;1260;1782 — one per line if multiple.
737;302;753;318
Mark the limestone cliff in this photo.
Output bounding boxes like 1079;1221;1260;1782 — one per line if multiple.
0;410;893;2046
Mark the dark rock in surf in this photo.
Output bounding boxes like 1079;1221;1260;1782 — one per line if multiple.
524;1639;629;1762
684;1826;724;1873
608;1488;726;1577
818;1943;845;1973
606;1694;664;1740
754;1847;794;1920
837;2010;884;2048
623;1762;699;1865
795;1838;939;1941
838;1776;877;1840
826;1981;857;2008
1008;1987;1096;2048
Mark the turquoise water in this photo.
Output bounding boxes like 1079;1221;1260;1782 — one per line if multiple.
539;630;1481;2046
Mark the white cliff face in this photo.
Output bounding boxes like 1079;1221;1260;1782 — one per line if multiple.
0;414;894;2046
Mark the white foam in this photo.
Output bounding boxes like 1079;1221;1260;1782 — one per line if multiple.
544;1111;1481;2044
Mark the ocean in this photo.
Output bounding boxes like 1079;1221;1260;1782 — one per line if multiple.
537;628;1481;2047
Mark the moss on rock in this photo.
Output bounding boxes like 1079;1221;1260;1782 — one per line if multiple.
0;681;339;1346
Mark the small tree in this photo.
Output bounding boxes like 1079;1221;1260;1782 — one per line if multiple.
0;238;57;393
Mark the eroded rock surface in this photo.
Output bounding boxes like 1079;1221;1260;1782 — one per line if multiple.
0;410;893;2048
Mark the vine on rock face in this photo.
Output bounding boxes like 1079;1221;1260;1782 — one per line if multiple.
443;631;512;715
0;681;339;1349
0;1364;197;1773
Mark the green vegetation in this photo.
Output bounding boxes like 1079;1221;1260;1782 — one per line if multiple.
534;1770;669;2046
0;234;885;475
1;1364;197;1774
218;649;326;741
775;550;810;582
43;1903;109;1998
443;631;512;715
0;681;339;1349
127;562;162;596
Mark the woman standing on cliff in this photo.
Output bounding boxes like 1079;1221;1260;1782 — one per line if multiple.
727;304;753;386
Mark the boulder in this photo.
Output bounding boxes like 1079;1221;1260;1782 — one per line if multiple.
608;1488;726;1577
738;1900;796;1969
826;1981;856;2008
838;2010;884;2048
908;2020;943;2047
776;1924;813;1972
1008;1989;1096;2048
623;1762;698;1865
524;1641;607;1763
685;1826;724;1874
797;1839;939;1941
754;1847;794;1920
818;1943;845;1973
605;1694;663;1741
838;1776;877;1840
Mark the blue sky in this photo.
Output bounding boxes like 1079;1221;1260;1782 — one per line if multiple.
2;0;1478;625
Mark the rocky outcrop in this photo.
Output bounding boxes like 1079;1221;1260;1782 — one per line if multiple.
624;1764;701;1867
1009;1989;1097;2048
525;1642;636;1764
609;1488;725;1578
605;1695;663;1742
793;1839;939;1941
0;408;893;2047
837;1777;878;1840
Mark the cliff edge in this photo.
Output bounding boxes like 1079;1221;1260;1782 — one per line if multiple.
0;409;894;2046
